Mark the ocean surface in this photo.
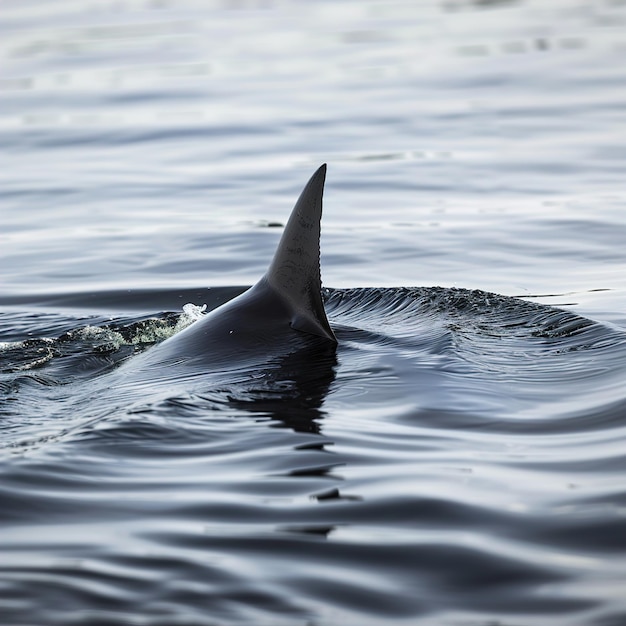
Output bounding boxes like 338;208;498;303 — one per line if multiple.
1;1;626;625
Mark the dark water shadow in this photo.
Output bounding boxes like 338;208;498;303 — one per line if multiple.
224;338;338;434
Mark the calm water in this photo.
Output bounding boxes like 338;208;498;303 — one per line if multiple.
2;1;626;625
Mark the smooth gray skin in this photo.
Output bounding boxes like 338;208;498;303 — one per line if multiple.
119;164;336;382
265;163;335;342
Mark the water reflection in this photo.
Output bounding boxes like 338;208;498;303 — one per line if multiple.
226;338;338;434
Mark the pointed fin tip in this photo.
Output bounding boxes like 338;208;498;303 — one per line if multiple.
265;164;336;343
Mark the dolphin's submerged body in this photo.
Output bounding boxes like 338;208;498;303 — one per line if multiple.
111;164;337;396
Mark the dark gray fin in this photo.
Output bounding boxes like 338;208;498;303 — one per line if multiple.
265;164;336;342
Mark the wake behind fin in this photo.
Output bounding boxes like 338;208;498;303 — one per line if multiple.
265;164;336;342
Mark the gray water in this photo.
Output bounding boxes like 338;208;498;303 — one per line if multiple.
2;1;626;625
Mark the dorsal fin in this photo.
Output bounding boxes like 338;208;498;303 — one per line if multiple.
265;164;336;342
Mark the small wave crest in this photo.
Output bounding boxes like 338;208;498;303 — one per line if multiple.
0;303;206;375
